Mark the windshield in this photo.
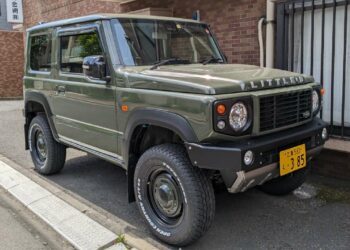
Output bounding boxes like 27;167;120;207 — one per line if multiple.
111;18;224;66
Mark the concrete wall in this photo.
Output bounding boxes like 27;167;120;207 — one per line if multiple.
0;31;23;98
313;149;350;181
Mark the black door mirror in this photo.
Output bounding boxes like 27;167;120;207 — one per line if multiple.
83;56;106;80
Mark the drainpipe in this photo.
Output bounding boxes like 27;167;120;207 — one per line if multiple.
266;0;276;68
258;18;265;67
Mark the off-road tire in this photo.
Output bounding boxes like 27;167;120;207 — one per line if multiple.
29;115;66;175
134;144;215;246
258;166;309;195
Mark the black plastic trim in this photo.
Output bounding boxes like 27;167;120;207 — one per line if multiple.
186;118;328;187
123;109;198;202
24;91;59;149
123;109;198;159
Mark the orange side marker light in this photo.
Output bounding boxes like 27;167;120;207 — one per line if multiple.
121;105;129;112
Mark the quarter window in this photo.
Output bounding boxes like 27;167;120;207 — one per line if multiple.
60;33;102;74
30;35;52;72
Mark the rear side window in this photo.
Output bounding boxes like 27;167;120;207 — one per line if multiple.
30;35;52;72
60;32;102;74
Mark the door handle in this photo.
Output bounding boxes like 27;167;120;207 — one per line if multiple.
56;85;66;95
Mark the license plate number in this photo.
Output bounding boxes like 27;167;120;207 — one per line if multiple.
279;144;306;176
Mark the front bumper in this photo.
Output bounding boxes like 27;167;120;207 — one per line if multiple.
185;118;328;191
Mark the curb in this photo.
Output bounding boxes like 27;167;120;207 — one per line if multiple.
0;97;23;100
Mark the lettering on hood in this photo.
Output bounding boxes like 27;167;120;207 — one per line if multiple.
241;76;305;91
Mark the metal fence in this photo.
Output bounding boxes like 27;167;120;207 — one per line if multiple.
275;0;350;139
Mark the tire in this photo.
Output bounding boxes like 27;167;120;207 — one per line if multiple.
28;114;66;175
134;144;215;246
258;166;309;195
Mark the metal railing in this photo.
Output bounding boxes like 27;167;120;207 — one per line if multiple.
276;0;350;139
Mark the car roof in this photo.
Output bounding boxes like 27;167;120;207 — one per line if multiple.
27;13;205;32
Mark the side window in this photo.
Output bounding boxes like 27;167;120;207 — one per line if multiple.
60;32;102;74
30;35;52;72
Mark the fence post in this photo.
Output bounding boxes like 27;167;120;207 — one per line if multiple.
275;3;286;70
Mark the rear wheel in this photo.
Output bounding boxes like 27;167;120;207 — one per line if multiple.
258;166;309;195
134;144;215;246
28;115;66;175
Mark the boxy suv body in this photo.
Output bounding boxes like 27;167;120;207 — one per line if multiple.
24;14;328;246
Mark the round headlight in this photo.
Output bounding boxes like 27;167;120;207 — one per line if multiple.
229;102;248;131
312;90;320;113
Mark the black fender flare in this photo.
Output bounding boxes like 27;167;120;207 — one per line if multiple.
24;91;59;149
123;109;198;202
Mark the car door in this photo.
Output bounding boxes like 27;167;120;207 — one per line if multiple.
51;23;120;158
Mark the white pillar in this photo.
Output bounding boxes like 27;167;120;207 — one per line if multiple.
266;0;276;68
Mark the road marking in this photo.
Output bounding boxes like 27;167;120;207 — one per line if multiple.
0;160;118;250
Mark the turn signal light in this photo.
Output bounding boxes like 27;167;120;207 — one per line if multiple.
216;104;226;115
121;105;129;112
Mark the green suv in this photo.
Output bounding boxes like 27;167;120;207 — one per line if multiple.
24;14;328;246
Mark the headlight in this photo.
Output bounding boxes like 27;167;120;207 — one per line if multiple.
214;98;252;135
229;102;248;131
312;90;320;113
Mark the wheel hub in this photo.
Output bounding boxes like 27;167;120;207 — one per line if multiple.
36;132;47;160
152;173;182;218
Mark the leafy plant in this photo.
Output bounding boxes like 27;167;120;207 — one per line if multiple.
78;33;102;58
115;234;127;245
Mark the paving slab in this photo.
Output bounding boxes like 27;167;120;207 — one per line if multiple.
8;180;52;206
0;167;30;189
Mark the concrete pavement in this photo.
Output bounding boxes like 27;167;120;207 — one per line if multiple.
1;100;350;249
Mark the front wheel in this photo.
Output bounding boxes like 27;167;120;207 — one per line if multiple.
134;144;215;246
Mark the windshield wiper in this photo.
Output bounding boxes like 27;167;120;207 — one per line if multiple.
201;56;224;65
150;58;190;70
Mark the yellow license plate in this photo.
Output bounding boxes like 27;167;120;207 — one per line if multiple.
279;144;306;176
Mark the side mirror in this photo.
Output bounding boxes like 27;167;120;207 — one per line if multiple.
83;56;106;80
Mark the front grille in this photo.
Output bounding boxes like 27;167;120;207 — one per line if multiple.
259;90;312;132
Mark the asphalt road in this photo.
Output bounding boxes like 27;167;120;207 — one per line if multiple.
1;100;350;250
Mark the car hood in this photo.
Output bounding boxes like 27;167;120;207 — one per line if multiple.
118;64;314;95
